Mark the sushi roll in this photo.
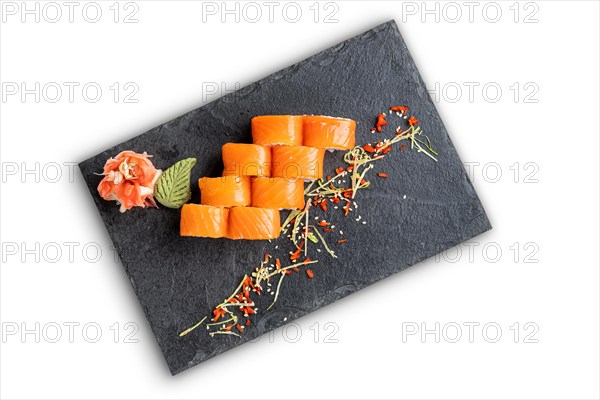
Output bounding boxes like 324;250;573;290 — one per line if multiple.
251;115;303;146
199;175;251;207
180;204;229;238
222;143;271;177
251;177;305;210
271;145;325;180
302;115;356;150
227;207;280;240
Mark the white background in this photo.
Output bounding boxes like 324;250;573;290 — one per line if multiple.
1;1;599;399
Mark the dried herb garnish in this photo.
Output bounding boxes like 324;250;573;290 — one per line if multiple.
179;104;438;338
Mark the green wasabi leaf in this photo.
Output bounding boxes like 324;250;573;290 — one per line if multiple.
155;158;196;209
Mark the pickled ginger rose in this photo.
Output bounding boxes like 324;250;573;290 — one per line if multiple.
97;151;162;212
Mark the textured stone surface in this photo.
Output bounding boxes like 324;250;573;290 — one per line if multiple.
79;20;491;375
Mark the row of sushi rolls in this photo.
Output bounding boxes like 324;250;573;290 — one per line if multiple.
180;115;356;240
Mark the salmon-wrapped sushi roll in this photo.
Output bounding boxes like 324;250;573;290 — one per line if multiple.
302;116;356;150
199;176;251;207
227;207;280;240
222;143;271;177
272;145;325;180
180;204;229;238
251;115;303;146
251;177;305;210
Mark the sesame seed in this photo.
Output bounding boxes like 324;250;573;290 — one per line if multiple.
403;195;407;199
317;249;321;252
284;317;288;321
362;221;367;224
340;230;344;235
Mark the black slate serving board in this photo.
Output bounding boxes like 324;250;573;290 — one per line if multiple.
79;20;491;375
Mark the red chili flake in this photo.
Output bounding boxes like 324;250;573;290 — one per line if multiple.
343;189;353;199
235;323;244;333
337;239;347;243
235;292;246;303
245;319;251;327
378;173;389;178
375;113;387;132
400;144;407;151
241;306;256;316
335;167;344;175
360;179;367;185
381;146;392;155
290;248;302;261
343;202;351;216
346;165;354;172
306;269;314;279
408;116;419;126
293;267;300;273
326;175;332;181
224;324;233;332
332;197;340;204
285;270;292;275
304;257;311;263
320;199;328;212
290;218;296;224
323;227;334;233
390;105;409;113
211;307;227;322
375;141;384;151
363;144;376;153
275;258;281;270
317;220;330;227
263;253;270;263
